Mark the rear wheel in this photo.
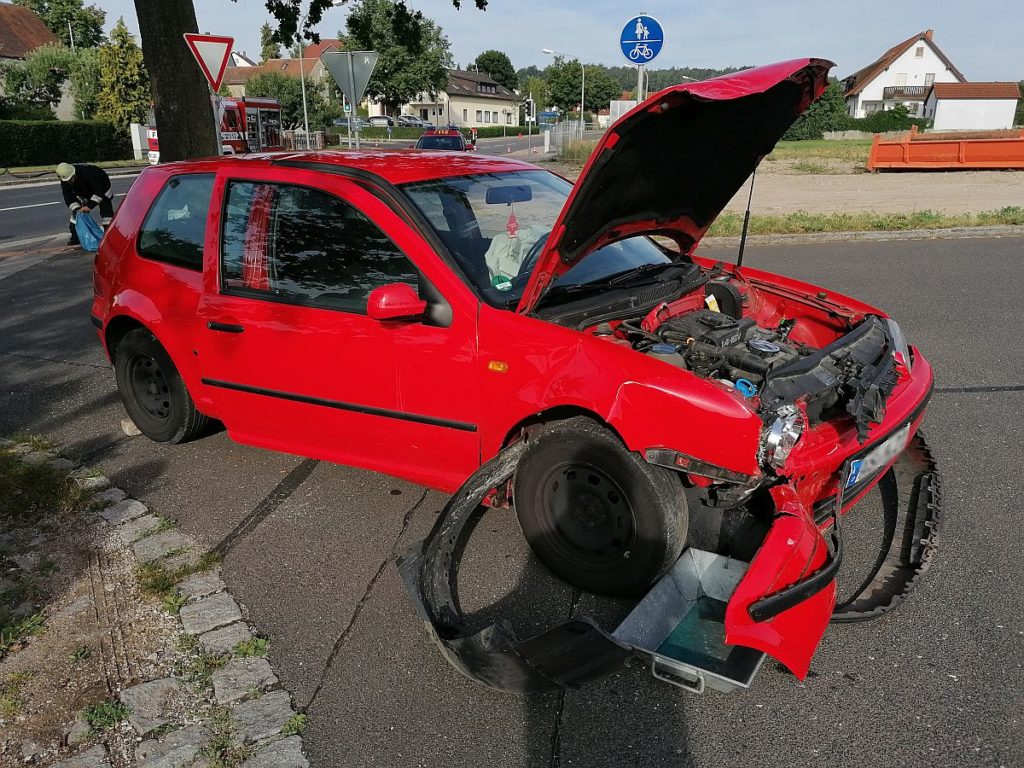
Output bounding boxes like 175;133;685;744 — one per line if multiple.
113;328;208;444
513;417;688;596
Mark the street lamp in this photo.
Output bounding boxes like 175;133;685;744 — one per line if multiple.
542;48;585;140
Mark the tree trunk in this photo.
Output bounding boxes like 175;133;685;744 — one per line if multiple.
134;0;217;161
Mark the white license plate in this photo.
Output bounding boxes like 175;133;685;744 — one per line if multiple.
846;424;911;489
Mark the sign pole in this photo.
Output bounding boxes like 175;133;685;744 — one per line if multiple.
346;54;361;150
636;64;645;102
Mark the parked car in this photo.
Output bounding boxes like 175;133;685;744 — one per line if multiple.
397;115;423;127
331;116;367;131
92;59;939;686
367;115;395;127
413;128;473;151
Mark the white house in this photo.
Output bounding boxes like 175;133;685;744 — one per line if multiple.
406;70;520;129
924;82;1021;130
842;30;966;118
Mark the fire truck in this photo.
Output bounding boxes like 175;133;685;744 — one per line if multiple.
147;96;284;164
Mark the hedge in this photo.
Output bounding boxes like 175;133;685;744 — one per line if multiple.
0;120;132;168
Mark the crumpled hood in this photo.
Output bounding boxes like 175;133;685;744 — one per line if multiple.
517;58;834;314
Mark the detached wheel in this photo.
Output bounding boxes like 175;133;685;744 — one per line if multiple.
113;328;208;443
513;417;688;596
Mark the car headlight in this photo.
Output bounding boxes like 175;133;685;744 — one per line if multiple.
763;405;805;469
885;318;912;371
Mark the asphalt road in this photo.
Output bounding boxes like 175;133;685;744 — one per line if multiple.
1;234;1022;768
0;175;139;247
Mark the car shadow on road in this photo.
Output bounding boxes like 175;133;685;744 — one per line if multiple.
452;507;697;767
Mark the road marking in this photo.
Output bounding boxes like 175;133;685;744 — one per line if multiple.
0;232;65;250
0;192;127;213
0;201;60;212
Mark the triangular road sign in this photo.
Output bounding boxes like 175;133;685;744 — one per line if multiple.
183;33;234;92
321;51;379;107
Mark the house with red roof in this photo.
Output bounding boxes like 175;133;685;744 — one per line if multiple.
842;30;966;118
924;82;1021;130
0;2;58;63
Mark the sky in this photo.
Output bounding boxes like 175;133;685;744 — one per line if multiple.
96;0;1024;82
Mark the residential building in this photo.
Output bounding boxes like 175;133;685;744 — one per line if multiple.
924;82;1021;130
0;3;73;118
0;2;58;63
842;30;966;118
223;57;333;101
406;69;519;128
222;40;344;99
229;51;258;67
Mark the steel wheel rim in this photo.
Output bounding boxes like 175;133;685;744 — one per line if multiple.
128;354;171;422
535;460;636;570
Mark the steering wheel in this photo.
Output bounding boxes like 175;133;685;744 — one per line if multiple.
510;232;550;290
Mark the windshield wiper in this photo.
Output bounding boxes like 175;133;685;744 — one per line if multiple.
605;262;683;285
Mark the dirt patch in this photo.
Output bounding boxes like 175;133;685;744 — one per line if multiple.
0;445;190;766
532;156;1024;216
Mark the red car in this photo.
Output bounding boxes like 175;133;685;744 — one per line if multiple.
413;128;474;151
92;59;939;689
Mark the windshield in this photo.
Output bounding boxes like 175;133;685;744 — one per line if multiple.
400;170;678;308
416;135;465;151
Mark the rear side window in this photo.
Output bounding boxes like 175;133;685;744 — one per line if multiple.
137;174;215;271
416;135;465;151
220;181;418;312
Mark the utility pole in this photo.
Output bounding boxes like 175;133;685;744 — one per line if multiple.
296;38;310;148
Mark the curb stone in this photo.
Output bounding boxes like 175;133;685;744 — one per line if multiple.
702;223;1024;248
1;438;310;766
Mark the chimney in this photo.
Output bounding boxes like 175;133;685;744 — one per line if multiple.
924;29;934;40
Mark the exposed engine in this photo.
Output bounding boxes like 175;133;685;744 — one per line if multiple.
613;307;898;440
649;309;805;387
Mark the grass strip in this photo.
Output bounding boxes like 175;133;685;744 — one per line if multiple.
706;207;1024;237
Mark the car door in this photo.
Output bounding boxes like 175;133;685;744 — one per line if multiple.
196;165;480;489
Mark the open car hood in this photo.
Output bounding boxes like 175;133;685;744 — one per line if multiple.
516;58;834;314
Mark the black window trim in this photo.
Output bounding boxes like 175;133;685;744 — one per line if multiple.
217;176;420;316
135;172;216;273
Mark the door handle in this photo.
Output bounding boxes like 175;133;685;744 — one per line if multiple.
207;321;245;334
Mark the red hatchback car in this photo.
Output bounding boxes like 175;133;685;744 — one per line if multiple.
93;59;939;684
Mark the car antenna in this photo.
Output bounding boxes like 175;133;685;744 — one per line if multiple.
735;165;757;269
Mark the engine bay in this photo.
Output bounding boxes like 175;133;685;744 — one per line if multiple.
590;275;899;440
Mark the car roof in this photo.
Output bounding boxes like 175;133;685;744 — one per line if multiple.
151;150;540;186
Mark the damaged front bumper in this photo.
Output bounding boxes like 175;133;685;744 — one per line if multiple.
399;424;941;695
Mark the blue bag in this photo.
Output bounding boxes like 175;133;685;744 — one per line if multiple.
75;213;104;252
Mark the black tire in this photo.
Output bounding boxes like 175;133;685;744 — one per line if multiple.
513;417;688;596
113;328;209;444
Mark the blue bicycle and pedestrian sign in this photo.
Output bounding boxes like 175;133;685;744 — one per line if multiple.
620;15;664;65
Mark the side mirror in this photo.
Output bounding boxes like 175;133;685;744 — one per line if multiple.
367;283;426;322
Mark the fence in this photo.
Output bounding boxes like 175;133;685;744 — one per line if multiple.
282;130;327;151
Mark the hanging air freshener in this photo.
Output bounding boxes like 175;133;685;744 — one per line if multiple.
506;207;519;239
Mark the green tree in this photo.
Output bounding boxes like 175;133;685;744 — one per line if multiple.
782;79;848;140
259;22;281;62
341;0;452;116
13;0;105;48
546;57;582;112
245;70;304;128
0;43;70;114
95;18;150;132
1016;82;1023;127
132;0;484;162
523;75;549;111
472;49;515;91
69;45;101;118
0;43;101;119
584;67;621;112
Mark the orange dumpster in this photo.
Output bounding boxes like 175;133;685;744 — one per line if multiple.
867;125;1024;171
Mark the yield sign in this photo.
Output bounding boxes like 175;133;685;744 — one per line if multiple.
321;51;379;107
183;33;234;92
